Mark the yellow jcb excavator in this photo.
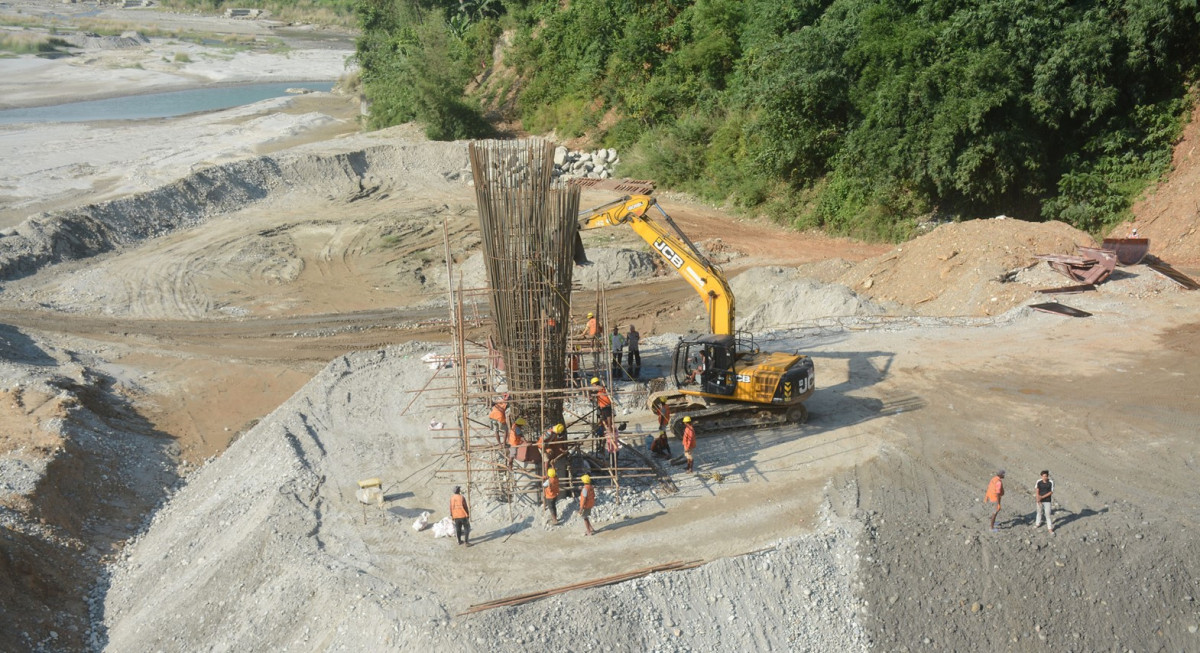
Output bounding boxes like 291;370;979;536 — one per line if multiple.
574;194;814;433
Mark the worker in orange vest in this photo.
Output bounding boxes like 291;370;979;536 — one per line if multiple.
539;422;566;469
543;467;561;525
985;469;1005;532
488;393;509;445
653;397;671;435
581;311;599;339
507;418;527;469
682;416;696;472
450;486;470;546
591;377;613;432
578;474;596;536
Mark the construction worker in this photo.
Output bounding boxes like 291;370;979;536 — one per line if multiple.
488;393;509;446
507;417;527;469
681;416;696;472
625;324;641;379
450;486;470;546
650;405;671;458
578;474;596;536
591;377;613;432
581;311;599;339
543;468;560;525
650;430;671;458
609;325;625;378
684;349;709;386
568;349;583;386
652;396;671;434
539;422;566;471
985;469;1005;532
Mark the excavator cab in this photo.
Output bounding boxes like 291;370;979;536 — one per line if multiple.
672;335;737;396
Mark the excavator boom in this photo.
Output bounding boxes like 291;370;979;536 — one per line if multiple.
578;195;735;336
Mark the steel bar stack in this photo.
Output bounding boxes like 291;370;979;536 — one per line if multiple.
469;138;580;431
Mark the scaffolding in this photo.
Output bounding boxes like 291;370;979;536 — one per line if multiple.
431;139;661;513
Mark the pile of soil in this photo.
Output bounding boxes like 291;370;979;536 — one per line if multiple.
1124;102;1200;267
836;218;1096;317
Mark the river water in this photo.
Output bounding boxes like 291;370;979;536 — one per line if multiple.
0;81;335;125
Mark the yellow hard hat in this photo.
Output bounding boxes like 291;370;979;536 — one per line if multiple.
547;468;557;478
682;416;692;423
591;377;600;384
581;474;591;484
554;423;565;434
587;312;594;317
516;418;527;426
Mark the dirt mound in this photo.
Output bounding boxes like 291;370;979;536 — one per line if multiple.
836;218;1096;316
1124;102;1200;266
0;347;179;653
731;267;894;332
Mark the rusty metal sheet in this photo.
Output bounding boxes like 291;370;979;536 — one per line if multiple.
1029;302;1092;318
1101;237;1150;266
1036;283;1096;294
1146;260;1200;290
1036;247;1116;285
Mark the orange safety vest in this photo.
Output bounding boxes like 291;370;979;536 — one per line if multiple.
579;484;595;509
596;387;611;408
585;317;599;337
488;401;507;423
508;425;525;447
682;423;696;451
986;476;1004;502
655;402;671;427
544;476;559;500
450;493;469;519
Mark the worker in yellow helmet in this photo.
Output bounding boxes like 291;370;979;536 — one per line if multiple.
539;422;566;471
682;415;697;472
581;311;599;339
507;417;527;470
578;474;596;536
542;467;560;525
590;377;613;432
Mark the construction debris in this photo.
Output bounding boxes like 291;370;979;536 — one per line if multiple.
459;560;705;614
1029;302;1093;318
1146;257;1200;289
1036;283;1096;294
1101;237;1151;266
1035;247;1117;285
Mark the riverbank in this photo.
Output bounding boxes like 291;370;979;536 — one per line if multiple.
0;6;357;227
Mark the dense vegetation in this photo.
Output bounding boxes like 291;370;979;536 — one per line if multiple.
355;0;1200;239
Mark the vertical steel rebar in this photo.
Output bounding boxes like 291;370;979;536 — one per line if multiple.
469;139;579;431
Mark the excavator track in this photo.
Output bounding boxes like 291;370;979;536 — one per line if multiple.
650;390;808;437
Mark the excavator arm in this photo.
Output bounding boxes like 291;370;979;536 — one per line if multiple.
576;195;735;336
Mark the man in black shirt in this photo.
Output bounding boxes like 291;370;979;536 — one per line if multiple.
1033;470;1055;534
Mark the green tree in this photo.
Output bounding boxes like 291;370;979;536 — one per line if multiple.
354;0;493;139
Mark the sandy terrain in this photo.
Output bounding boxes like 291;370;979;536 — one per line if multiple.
2;5;1200;653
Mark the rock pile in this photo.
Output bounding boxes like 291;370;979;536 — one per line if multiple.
62;31;150;50
553;146;619;181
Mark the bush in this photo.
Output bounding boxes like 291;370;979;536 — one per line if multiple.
355;0;494;139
